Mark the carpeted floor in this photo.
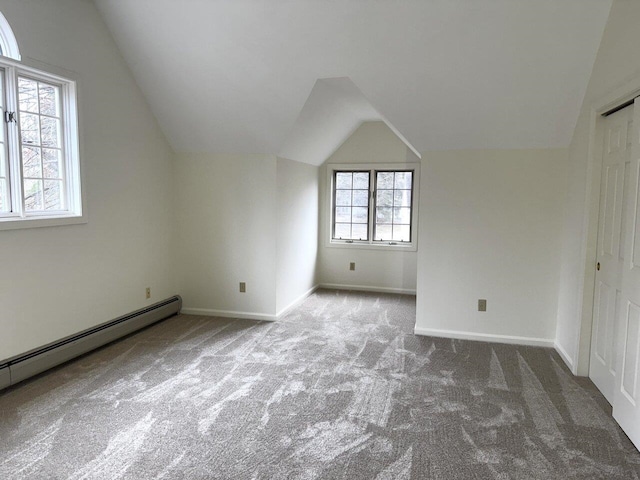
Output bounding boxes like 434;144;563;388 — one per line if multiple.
1;289;640;479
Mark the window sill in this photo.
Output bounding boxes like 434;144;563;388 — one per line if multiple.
0;213;87;231
326;240;417;252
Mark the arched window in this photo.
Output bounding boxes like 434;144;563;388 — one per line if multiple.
0;12;20;60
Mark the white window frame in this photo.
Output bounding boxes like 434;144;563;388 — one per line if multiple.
0;55;85;231
0;12;20;61
326;163;420;252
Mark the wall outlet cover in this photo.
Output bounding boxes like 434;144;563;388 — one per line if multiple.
478;299;487;312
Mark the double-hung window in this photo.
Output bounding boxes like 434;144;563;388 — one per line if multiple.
0;56;82;229
329;163;419;249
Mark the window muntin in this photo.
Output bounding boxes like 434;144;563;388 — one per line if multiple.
330;165;418;248
333;171;370;240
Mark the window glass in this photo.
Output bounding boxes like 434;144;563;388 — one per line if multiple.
18;77;65;212
0;69;8;213
333;171;370;240
374;171;413;242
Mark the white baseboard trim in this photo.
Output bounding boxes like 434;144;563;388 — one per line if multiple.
276;285;319;318
181;286;320;323
414;326;555;348
319;283;416;295
180;307;276;322
554;341;575;372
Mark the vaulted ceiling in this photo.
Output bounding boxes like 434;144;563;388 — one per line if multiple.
95;0;611;163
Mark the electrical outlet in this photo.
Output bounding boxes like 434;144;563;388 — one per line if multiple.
146;287;151;299
239;282;246;293
478;299;487;312
349;262;356;271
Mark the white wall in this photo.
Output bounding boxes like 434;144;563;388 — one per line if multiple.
0;0;175;360
276;157;319;314
318;122;419;292
415;149;568;345
556;0;640;373
175;154;319;319
174;154;278;318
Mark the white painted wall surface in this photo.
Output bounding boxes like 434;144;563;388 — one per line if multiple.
318;122;419;292
174;154;277;317
416;149;568;345
0;0;175;360
275;157;319;314
556;1;640;373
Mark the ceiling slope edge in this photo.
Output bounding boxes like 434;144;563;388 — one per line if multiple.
278;77;421;166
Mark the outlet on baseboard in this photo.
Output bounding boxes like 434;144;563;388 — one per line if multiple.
239;282;246;293
146;287;151;299
478;299;487;312
349;262;356;271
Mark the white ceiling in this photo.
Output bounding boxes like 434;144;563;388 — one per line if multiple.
94;0;611;161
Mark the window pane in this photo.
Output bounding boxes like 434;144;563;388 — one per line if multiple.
7;72;79;220
377;172;394;189
0;149;6;212
374;170;414;243
20;113;40;146
43;148;62;179
335;206;351;223
352;190;368;207
333;170;371;241
394;189;411;207
336;172;352;189
22;146;42;178
335;189;351;206
334;223;351;239
395;172;412;189
376;207;392;224
375;224;392;241
376;190;393;207
393;207;411;224
24;179;43;211
393;225;410;242
0;178;7;212
39;84;59;117
352;207;368;223
352;223;368;240
353;172;369;189
44;180;63;210
18;77;38;113
41;117;60;148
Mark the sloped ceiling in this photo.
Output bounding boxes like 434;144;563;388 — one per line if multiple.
94;0;611;162
278;77;420;166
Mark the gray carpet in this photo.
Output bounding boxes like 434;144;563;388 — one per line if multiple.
1;289;639;479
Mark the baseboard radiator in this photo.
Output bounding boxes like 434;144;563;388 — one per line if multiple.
0;295;182;391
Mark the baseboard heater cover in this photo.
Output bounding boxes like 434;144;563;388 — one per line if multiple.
1;295;182;390
0;364;9;391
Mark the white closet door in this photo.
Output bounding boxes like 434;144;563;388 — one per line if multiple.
613;97;640;450
590;105;632;402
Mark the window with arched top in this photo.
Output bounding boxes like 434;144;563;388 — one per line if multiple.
0;12;20;60
0;12;84;230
